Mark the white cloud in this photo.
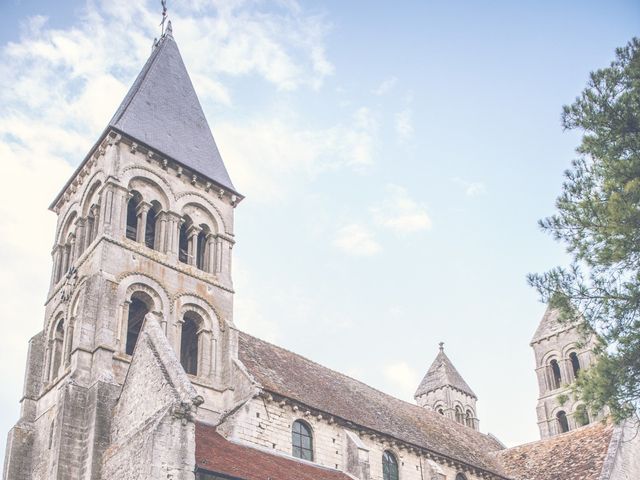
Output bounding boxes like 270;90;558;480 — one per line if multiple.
333;224;381;256
371;184;431;234
218;106;378;201
395;108;414;141
383;361;420;401
453;177;487;197
372;76;397;96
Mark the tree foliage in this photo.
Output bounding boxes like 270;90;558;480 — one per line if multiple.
528;38;640;421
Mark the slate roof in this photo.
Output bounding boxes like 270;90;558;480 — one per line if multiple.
237;332;507;477
195;423;352;480
493;422;614;480
109;23;236;193
414;348;477;399
531;307;577;344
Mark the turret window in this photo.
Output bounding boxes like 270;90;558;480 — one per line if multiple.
569;352;581;378
465;410;474;428
382;451;399;480
556;410;569;433
292;420;313;461
549;359;562;389
455;405;464;424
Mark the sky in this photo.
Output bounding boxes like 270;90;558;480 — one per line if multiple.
0;0;638;459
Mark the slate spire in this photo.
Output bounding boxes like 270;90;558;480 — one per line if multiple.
109;25;236;193
415;344;477;399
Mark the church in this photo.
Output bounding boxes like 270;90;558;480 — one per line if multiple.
3;22;640;480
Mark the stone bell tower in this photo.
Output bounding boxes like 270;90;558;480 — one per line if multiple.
531;307;602;438
414;343;479;430
4;22;242;480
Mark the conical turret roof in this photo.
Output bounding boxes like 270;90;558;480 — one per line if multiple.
530;306;582;344
414;345;477;399
109;23;236;193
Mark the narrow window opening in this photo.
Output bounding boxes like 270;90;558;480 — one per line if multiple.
465;410;474;428
570;352;581;378
126;193;141;241
179;217;192;264
180;313;199;376
382;451;399;480
456;474;468;480
292;420;313;461
557;410;569;433
50;319;65;379
455;405;464;424
550;359;562;389
196;225;208;270
126;297;149;355
145;203;159;249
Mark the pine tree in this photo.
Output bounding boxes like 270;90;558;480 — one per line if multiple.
528;38;640;421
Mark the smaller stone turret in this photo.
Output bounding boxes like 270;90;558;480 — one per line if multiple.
415;343;479;430
531;307;602;438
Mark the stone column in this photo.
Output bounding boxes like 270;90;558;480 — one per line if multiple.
187;225;201;266
74;218;86;258
197;328;212;378
51;245;62;287
206;234;217;273
119;300;131;354
61;244;70;277
135;201;151;244
155;211;168;253
165;212;182;261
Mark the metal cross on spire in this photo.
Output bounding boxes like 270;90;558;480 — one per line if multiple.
160;0;168;36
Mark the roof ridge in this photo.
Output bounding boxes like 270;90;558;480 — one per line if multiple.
237;330;495;440
237;330;406;402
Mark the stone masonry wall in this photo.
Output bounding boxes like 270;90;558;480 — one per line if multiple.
222;396;490;480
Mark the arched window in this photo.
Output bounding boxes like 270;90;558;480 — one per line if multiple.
125;295;150;355
196;225;209;271
145;201;161;250
292;420;313;461
556;410;569;433
455;474;468;480
180;313;200;376
437;407;444;415
179;217;192;264
126;193;141;241
549;359;562;389
382;451;399;480
50;319;65;380
569;352;581;378
575;404;590;427
455;405;464;424
465;410;474;428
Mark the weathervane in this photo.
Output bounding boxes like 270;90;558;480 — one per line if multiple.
160;0;168;36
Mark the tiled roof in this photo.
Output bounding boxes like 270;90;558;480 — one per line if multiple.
109;24;236;193
195;423;352;480
493;422;614;480
415;349;476;399
237;332;507;476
